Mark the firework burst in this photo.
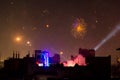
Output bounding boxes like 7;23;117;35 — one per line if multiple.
71;18;87;39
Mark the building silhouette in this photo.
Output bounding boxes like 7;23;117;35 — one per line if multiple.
0;49;111;80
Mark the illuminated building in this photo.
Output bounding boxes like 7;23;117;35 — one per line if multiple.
3;49;111;79
35;50;49;67
62;48;95;67
63;54;86;67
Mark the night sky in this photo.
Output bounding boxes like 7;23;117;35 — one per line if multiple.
0;0;120;64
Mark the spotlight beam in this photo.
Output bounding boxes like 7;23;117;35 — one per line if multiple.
94;25;120;51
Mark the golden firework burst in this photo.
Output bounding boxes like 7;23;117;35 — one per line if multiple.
71;18;87;39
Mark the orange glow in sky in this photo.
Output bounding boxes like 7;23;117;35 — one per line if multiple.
15;37;21;42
